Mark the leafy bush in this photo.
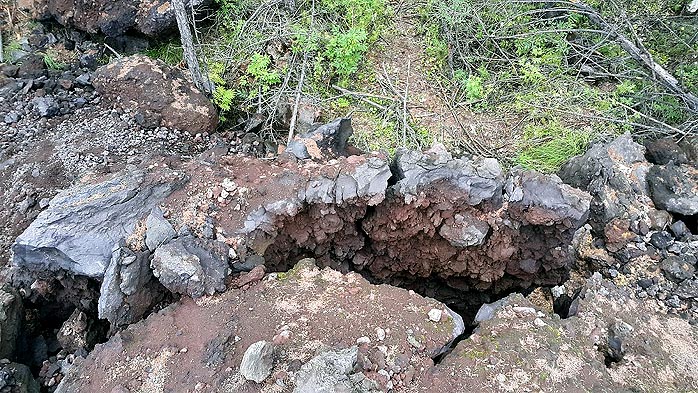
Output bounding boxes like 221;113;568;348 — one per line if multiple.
324;28;368;79
199;0;389;125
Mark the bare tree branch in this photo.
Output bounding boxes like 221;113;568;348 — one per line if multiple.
567;1;698;111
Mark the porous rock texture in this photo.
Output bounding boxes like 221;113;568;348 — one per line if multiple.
357;146;590;295
150;236;230;298
55;259;462;392
93;55;218;134
423;273;698;392
17;0;210;38
560;134;698;323
648;163;698;216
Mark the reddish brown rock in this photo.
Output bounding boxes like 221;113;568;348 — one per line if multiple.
93;55;218;135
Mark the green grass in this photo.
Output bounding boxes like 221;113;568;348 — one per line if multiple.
42;52;66;70
515;122;594;173
144;42;183;66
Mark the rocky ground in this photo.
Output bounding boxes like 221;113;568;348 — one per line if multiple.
1;1;698;392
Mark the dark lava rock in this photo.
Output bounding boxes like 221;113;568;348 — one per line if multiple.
287;118;353;160
559;134;653;238
649;231;673;249
644;137;689;165
12;168;184;278
637;278;653;289
675;279;698;299
16;54;46;79
93;55;218;134
1;64;19;77
357;145;590;294
20;0;210;38
56;309;100;352
0;362;40;393
0;286;23;359
31;97;59;117
648;163;698;216
670;221;690;238
661;255;696;282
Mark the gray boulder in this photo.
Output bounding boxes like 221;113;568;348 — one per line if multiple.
393;143;503;205
145;208;176;251
559;134;654;233
56;309;99;352
287;118;353;160
294;346;377;393
239;341;275;383
98;240;166;328
31;97;59;117
12;169;180;278
151;237;230;297
648;163;698;216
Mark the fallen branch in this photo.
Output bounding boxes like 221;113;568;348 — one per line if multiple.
567;1;698;111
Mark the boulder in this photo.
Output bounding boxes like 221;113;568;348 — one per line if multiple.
294;347;378;393
150;236;230;297
286;118;353;160
145;208;176;251
56;309;99;352
55;259;461;392
648;163;698;216
98;240;167;328
18;0;210;38
93;55;218;134
559;133;654;235
239;341;275;383
12;168;182;278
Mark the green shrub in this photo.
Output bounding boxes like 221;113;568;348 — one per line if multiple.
325;28;369;79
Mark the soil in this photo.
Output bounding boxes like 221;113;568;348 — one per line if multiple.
350;1;521;159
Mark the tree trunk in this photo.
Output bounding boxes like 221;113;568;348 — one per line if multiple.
172;0;211;94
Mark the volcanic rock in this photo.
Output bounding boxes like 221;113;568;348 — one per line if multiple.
286;117;353;160
358;146;590;295
56;309;98;352
648;163;698;216
150;236;229;298
98;240;167;328
239;341;275;383
423;274;698;392
0;286;23;359
93;55;218;134
559;134;654;236
0;362;40;393
18;0;210;38
294;346;378;393
12;168;183;278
